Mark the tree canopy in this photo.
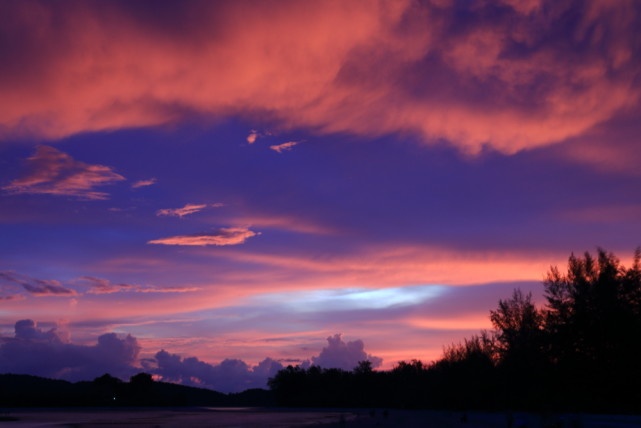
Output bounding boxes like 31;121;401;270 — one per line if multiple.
269;248;641;412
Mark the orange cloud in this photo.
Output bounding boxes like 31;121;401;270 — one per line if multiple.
3;146;125;199
246;130;259;144
269;141;298;153
1;1;638;153
148;226;259;246
156;203;208;218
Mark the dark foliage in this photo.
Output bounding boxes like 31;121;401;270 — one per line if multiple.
268;248;641;413
0;372;273;407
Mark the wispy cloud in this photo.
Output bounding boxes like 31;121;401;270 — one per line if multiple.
0;294;26;301
157;203;209;218
131;178;157;189
270;141;298;153
0;271;78;296
148;226;259;246
76;276;199;294
3;146;125;200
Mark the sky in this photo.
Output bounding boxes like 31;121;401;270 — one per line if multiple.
1;0;641;393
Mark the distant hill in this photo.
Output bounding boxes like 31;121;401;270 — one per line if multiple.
0;373;273;407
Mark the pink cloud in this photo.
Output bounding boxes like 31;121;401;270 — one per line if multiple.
156;203;208;218
269;141;298;153
206;245;559;288
0;1;638;153
148;226;259;246
228;214;334;235
131;177;157;188
2;146;125;199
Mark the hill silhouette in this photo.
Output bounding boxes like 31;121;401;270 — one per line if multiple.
0;373;272;407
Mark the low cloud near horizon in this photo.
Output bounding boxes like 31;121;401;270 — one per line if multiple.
0;320;383;393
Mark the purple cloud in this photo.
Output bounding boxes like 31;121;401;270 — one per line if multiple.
310;334;382;370
152;351;283;393
0;271;78;296
0;320;140;381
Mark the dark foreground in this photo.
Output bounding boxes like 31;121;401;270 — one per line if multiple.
2;407;641;428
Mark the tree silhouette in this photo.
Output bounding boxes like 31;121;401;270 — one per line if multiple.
268;248;641;412
543;248;641;410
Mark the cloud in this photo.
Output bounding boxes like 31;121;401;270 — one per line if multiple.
0;319;140;381
152;351;283;393
0;294;25;301
13;319;65;342
1;1;638;153
269;141;298;153
310;334;382;371
131;178;157;189
76;276;199;294
148;226;259;246
246;130;259;144
0;271;78;296
2;146;125;199
156;203;208;218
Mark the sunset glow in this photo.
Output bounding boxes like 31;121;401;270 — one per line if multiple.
1;0;640;393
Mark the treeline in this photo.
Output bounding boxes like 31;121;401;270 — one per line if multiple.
269;249;641;413
0;372;272;407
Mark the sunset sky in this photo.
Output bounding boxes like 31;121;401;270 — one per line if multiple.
1;0;641;392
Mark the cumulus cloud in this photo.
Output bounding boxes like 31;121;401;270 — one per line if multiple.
0;320;381;393
270;141;298;153
0;319;140;381
148;226;259;246
1;1;638;153
0;271;78;296
2;146;125;199
152;351;283;393
310;334;382;371
13;319;65;342
156;203;208;218
131;178;157;189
